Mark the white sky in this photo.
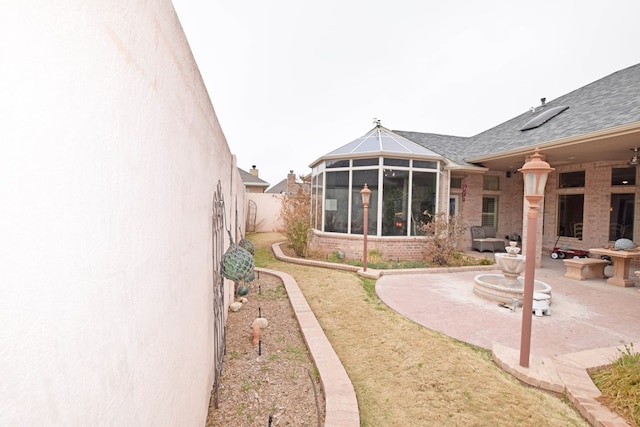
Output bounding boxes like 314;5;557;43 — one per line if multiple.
172;0;640;187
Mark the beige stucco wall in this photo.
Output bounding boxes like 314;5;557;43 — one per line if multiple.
246;193;285;232
0;1;242;424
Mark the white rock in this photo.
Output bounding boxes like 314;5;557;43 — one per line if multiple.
229;301;243;312
251;317;269;329
239;297;249;304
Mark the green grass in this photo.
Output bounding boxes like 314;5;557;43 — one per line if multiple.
284;345;308;362
591;343;639;426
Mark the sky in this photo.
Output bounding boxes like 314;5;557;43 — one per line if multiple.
171;0;640;187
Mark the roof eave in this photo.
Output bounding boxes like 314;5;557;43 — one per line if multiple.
466;121;640;164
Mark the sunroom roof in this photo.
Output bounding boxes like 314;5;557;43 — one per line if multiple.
321;125;443;159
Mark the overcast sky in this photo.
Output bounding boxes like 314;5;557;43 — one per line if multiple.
172;0;640;187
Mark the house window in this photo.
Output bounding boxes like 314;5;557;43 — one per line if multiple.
557;194;584;239
483;175;499;191
482;196;498;227
450;177;462;189
323;171;349;233
410;171;437;236
351;169;379;235
609;194;635;241
611;168;636;186
558;171;585;188
381;169;409;236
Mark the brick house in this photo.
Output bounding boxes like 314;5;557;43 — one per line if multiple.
308;63;640;263
238;165;270;193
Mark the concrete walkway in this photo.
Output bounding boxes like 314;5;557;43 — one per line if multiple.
376;257;639;426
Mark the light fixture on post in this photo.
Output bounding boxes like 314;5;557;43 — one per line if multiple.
517;148;554;368
360;183;372;272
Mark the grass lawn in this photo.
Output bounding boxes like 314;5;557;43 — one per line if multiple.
251;233;588;426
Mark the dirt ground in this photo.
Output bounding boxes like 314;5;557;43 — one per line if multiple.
241;233;589;427
205;272;324;426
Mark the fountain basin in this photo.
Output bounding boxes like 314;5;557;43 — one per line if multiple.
473;274;552;305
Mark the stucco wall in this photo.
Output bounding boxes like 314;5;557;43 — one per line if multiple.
245;193;284;232
0;1;241;424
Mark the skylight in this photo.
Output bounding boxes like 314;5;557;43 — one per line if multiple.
520;105;569;131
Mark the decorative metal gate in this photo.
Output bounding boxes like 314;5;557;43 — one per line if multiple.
211;181;226;409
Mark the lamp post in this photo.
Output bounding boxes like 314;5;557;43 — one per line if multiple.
360;183;371;272
517;148;554;368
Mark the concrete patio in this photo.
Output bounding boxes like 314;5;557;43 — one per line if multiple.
376;255;639;426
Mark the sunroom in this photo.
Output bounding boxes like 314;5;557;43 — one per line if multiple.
308;123;449;260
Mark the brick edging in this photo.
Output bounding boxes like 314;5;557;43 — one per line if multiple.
255;267;360;426
493;343;636;426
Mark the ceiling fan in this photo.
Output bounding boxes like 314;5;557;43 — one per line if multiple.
629;148;639;167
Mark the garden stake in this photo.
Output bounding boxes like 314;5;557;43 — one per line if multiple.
268;414;273;426
258;340;262;356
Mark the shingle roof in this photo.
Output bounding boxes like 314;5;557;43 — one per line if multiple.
238;168;269;187
465;62;640;159
396;63;640;166
266;179;287;194
391;131;472;167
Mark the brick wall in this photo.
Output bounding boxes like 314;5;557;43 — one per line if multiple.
310;160;640;263
542;160;640;254
309;231;429;261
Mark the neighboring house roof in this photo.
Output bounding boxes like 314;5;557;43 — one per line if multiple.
238;168;269;189
266;179;288;194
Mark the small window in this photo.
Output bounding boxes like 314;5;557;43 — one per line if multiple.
353;158;379;167
612;168;636;186
483;175;499;191
383;158;410;167
326;159;350;168
413;160;437;169
450;177;463;189
558;171;585;188
482;196;498;227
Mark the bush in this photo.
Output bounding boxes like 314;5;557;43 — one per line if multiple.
422;214;467;266
591;343;639;426
278;177;311;257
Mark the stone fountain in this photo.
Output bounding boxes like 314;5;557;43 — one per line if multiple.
473;242;552;306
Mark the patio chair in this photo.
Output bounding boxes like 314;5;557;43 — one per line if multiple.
470;226;504;253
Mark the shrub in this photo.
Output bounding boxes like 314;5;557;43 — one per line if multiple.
422;214;467;266
278;176;311;257
591;343;639;426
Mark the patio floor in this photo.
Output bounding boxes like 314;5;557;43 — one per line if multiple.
375;255;639;426
375;255;640;358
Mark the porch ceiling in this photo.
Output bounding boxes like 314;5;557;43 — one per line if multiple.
468;122;640;172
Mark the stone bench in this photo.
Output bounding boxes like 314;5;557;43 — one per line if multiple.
563;258;609;280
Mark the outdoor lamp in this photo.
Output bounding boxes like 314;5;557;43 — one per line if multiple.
517;147;554;368
360;184;371;272
360;183;371;207
518;148;554;208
